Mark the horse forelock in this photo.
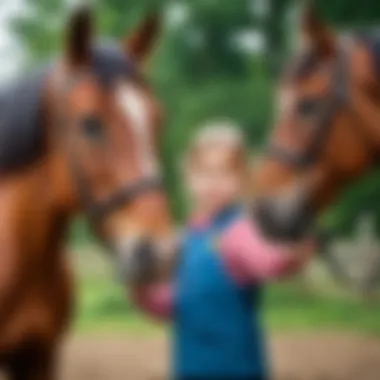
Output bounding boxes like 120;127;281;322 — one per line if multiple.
289;30;380;83
91;42;139;86
284;49;320;82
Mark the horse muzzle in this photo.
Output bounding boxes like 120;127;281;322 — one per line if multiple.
253;183;314;241
112;235;178;285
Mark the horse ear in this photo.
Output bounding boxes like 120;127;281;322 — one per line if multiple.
301;0;334;57
124;13;160;64
66;6;93;68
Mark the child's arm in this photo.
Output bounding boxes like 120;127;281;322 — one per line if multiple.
219;217;314;283
130;282;173;320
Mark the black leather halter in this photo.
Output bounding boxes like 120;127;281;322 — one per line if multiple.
265;46;350;169
69;149;162;226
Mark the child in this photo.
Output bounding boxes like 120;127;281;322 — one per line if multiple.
132;121;313;380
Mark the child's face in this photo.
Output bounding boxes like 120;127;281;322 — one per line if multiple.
185;146;243;212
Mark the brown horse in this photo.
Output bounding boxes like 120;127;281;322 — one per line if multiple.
0;8;175;380
253;3;380;241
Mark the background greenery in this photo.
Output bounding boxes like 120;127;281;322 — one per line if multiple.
76;275;380;335
6;0;380;333
11;0;380;233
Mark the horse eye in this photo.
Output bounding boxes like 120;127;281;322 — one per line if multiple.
81;116;104;140
296;98;319;117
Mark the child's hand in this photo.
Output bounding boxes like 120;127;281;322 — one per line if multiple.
218;218;316;282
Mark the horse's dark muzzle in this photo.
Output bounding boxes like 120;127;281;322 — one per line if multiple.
116;239;156;285
115;237;178;285
253;193;314;242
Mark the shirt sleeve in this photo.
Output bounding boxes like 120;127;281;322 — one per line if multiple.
131;282;173;320
219;217;304;284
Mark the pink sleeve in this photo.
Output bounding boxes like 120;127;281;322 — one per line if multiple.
219;218;302;284
131;283;173;320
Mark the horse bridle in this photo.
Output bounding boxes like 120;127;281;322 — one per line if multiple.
56;72;162;229
71;161;162;225
265;45;351;169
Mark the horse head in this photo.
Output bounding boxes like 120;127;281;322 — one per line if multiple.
252;2;380;241
43;8;176;284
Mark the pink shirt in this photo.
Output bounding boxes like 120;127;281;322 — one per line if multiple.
132;217;306;319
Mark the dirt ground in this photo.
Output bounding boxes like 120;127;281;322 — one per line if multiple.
58;332;380;380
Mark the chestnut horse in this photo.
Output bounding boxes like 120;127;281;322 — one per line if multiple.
0;8;175;380
253;3;380;241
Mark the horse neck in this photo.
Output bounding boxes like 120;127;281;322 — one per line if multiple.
1;162;72;263
0;70;79;262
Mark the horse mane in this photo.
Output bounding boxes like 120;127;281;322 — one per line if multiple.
290;29;380;82
0;43;136;173
358;31;380;79
0;66;48;172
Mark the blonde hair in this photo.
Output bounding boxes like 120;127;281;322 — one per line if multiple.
182;120;247;170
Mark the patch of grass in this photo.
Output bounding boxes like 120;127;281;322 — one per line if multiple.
74;275;164;335
263;281;380;334
73;273;380;335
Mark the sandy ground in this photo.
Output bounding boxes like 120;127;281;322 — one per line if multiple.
58;332;380;380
